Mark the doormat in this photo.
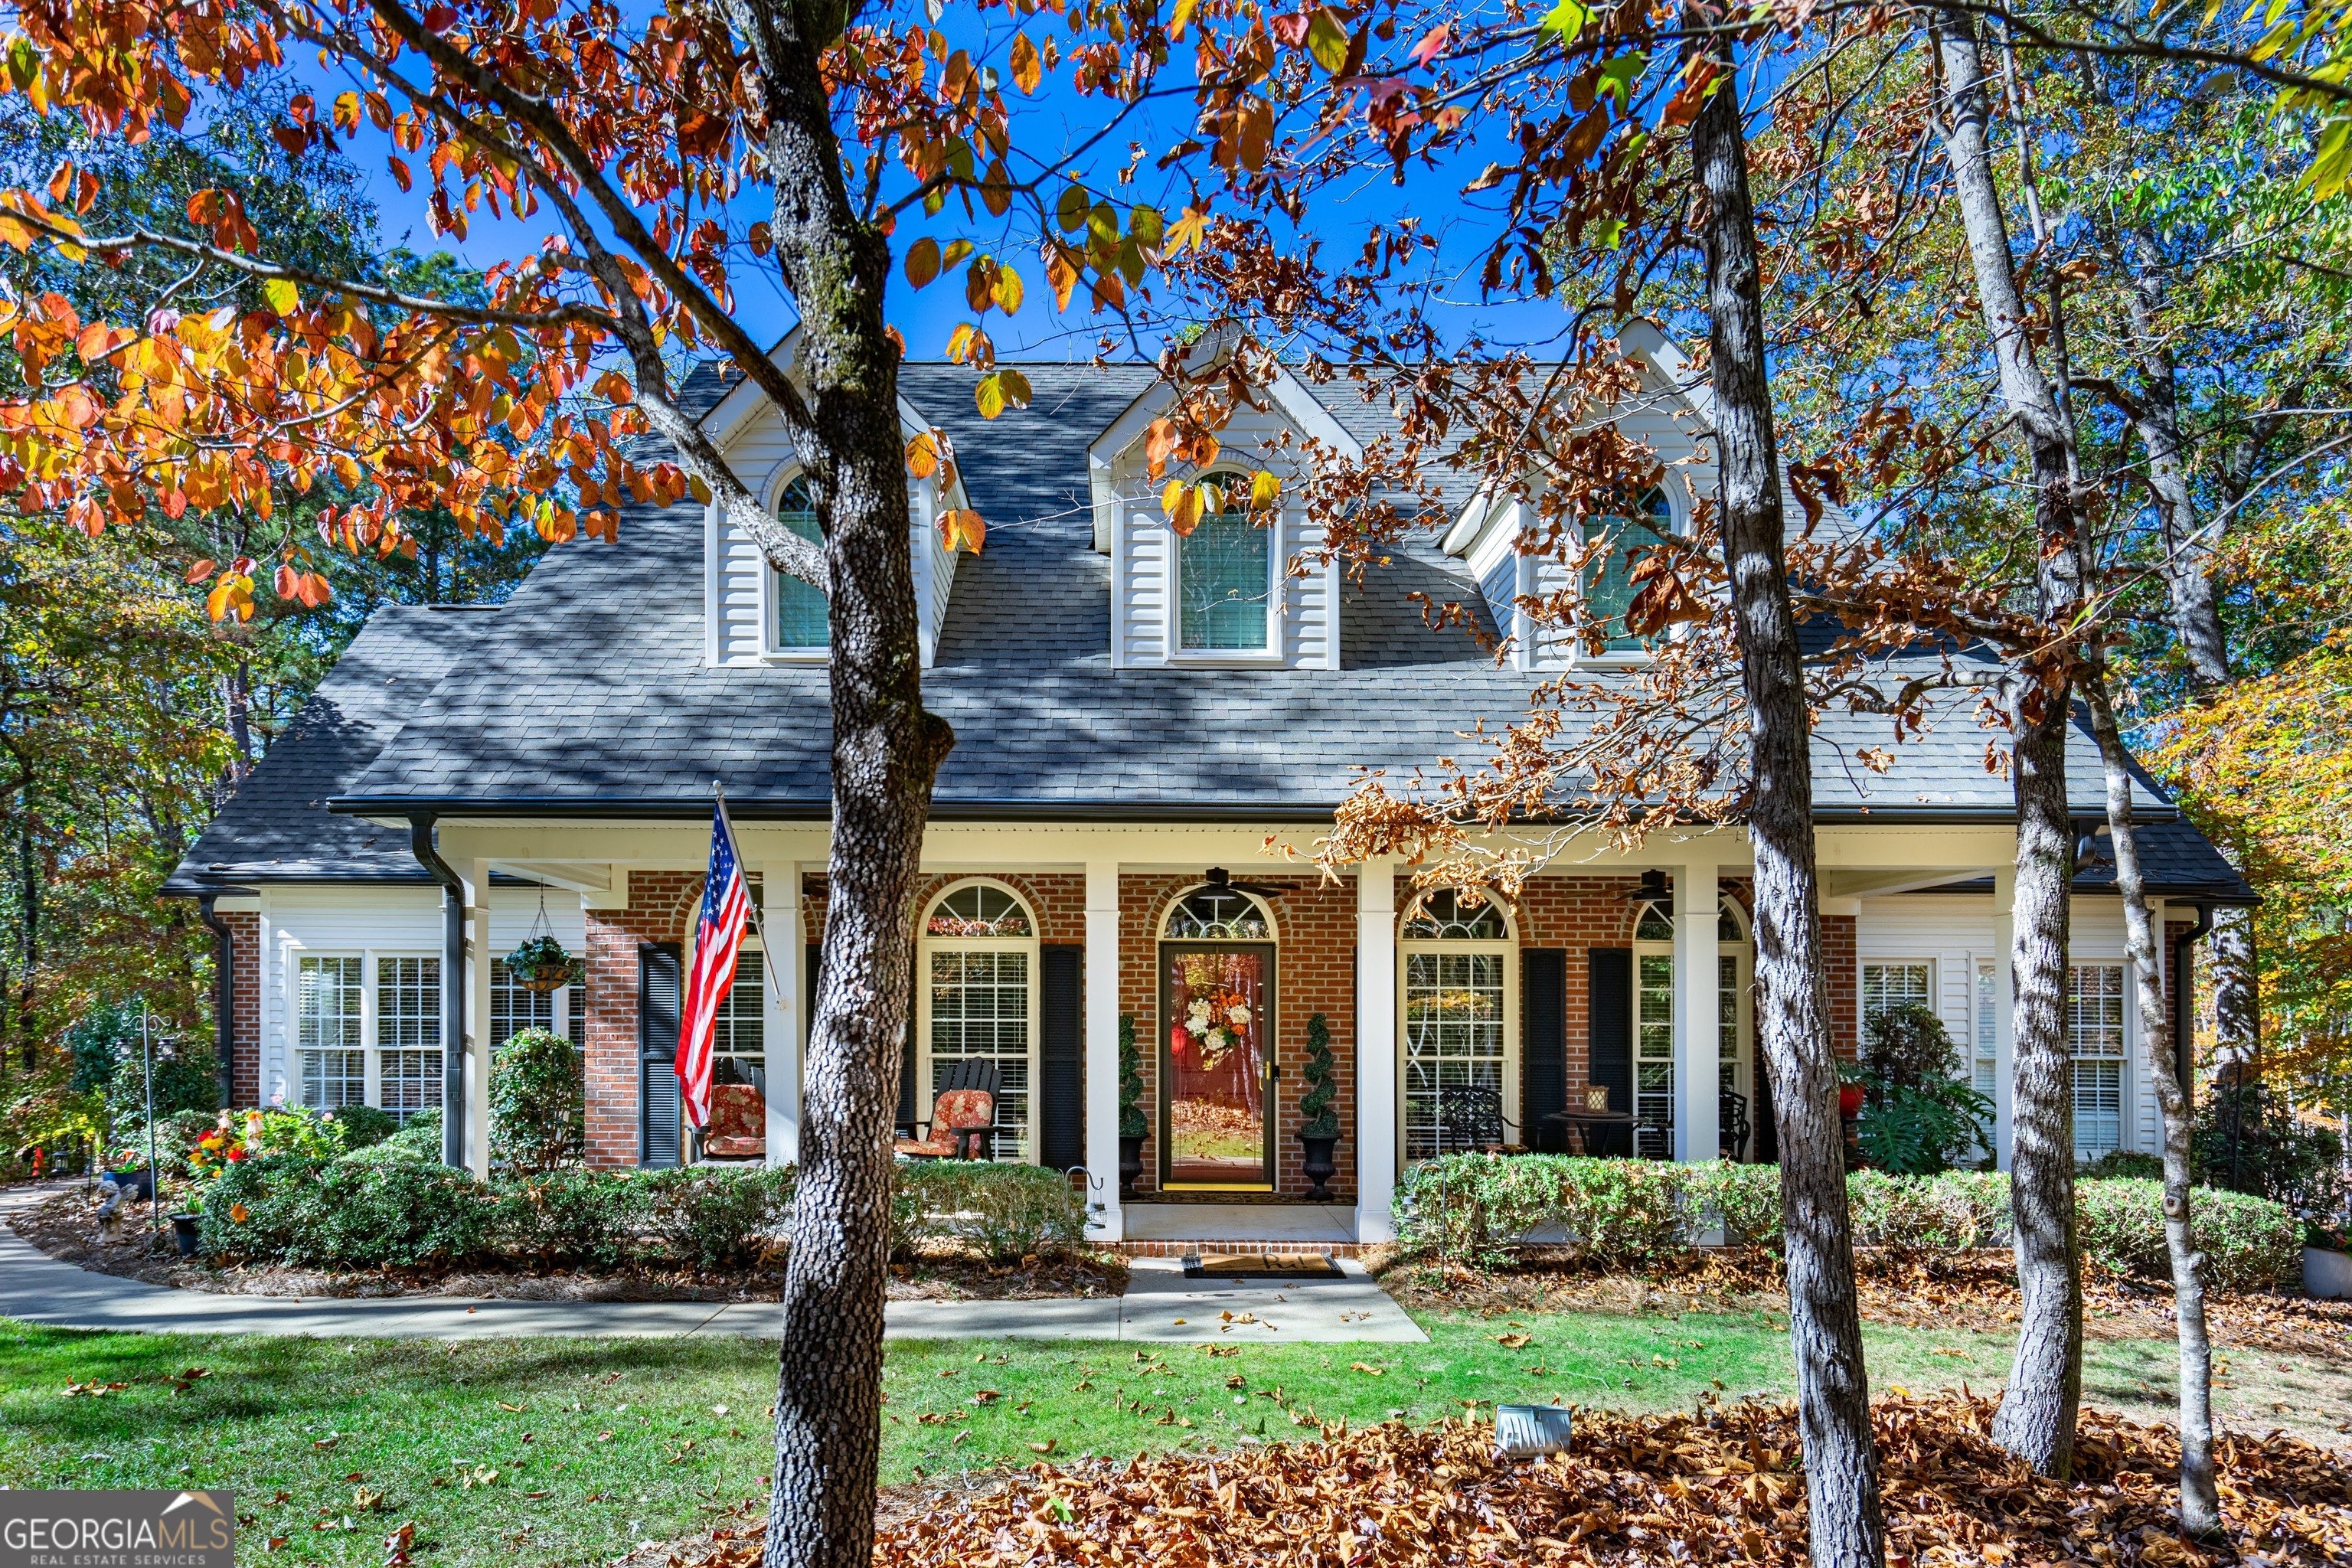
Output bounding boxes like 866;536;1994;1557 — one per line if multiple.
1181;1252;1345;1279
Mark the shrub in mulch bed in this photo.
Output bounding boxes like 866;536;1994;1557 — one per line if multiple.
643;1393;2352;1567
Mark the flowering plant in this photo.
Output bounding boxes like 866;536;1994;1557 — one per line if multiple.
189;1107;346;1180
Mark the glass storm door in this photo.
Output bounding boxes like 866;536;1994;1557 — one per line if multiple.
1161;945;1274;1187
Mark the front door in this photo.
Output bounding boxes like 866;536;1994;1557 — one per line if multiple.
1159;943;1275;1188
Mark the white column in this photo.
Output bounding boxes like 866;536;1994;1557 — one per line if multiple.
465;859;494;1179
1991;866;2017;1172
1355;859;1399;1243
1673;858;1720;1164
1083;859;1124;1243
763;863;802;1166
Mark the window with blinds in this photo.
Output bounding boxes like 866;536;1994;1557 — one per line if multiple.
1635;953;1674;1151
714;950;766;1090
2069;964;2128;1159
1860;962;1932;1022
1975;962;1999;1096
376;956;441;1121
297;956;365;1109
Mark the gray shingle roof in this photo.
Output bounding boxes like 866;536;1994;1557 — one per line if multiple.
166;360;2254;905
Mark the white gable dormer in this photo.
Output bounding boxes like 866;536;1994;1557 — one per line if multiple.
700;334;969;669
1440;323;1713;673
1090;348;1354;671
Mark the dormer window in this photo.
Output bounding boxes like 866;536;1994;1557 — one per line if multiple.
1582;486;1674;654
1174;480;1276;655
772;475;828;652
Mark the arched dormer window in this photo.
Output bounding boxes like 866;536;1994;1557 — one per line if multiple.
1583;486;1673;654
771;475;828;652
1174;476;1276;655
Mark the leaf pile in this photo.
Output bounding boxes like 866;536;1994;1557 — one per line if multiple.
864;1393;2347;1567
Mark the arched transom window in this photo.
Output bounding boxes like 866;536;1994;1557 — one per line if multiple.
917;880;1038;1161
1163;887;1273;940
1400;888;1517;1161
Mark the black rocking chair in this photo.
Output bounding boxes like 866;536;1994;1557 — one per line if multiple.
1720;1088;1753;1163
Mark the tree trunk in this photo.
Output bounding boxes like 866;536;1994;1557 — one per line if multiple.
1694;54;1886;1568
737;8;955;1568
2082;674;2222;1536
1931;7;2084;1479
223;659;254;786
15;781;37;1072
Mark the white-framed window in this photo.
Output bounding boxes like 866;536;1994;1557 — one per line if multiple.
1975;960;2000;1097
1400;889;1517;1161
296;956;366;1109
1171;478;1278;658
917;881;1038;1161
490;958;560;1047
713;948;766;1092
292;952;448;1121
376;956;441;1121
2069;963;2128;1160
1579;485;1674;657
767;473;828;655
1628;895;1749;1157
1860;962;1933;1023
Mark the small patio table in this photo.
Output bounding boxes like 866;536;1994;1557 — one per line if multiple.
1540;1109;1638;1158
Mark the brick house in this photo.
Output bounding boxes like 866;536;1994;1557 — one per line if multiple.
164;332;2253;1250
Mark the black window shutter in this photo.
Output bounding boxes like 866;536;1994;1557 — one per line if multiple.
1037;945;1085;1169
1522;949;1567;1151
1587;947;1633;1156
639;942;683;1168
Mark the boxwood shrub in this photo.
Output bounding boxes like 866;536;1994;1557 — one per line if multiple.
890;1160;1086;1262
1395;1155;2300;1292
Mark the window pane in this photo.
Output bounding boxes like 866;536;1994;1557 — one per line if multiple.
298;956;364;1109
1975;962;1999;1096
376;957;441;1122
929;948;1030;1159
1178;505;1271;650
1582;488;1671;651
774;477;828;648
1402;888;1508;939
1403;951;1505;1160
927;884;1031;936
1861;962;1932;1021
1635;952;1674;1136
490;957;557;1047
2069;965;2127;1161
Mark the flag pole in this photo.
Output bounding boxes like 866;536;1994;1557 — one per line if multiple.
713;780;788;1006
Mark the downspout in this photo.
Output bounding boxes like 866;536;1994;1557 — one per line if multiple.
2173;903;2216;1118
409;813;469;1168
197;893;235;1112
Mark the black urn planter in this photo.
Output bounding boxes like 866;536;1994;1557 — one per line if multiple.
168;1212;202;1258
1117;1135;1146;1199
1297;1132;1341;1202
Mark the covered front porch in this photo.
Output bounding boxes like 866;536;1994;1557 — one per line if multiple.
404;817;2029;1247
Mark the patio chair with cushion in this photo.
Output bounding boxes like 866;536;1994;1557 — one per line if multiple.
699;1082;767;1161
893;1057;1001;1161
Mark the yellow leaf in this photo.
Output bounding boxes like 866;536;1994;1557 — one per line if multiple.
905;237;940;289
1250;469;1281;508
939;508;987;553
1168;0;1200;38
992;265;1024;315
1010;32;1041;95
332;90;361;132
1165;481;1203;536
942;237;975;269
1305;8;1351;74
998;367;1031;409
906;431;940;479
262;277;298;316
975;371;1006;419
1057;184;1089;232
1167;207;1209;256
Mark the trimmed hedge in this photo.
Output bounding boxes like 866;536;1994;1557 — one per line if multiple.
198;1156;1080;1274
1394;1155;2301;1293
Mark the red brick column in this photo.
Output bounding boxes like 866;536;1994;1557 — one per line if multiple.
580;871;699;1168
224;912;262;1109
1822;914;1859;1061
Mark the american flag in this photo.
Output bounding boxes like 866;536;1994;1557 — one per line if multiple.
676;803;750;1131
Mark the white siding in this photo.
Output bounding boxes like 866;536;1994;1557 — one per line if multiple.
254;884;586;1110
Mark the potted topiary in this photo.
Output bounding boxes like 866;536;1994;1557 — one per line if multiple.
1295;1012;1341;1200
505;933;580;993
1116;1014;1147;1197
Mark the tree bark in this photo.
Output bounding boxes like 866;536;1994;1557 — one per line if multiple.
1693;52;1886;1568
2082;674;2222;1536
733;7;956;1568
1931;7;2083;1479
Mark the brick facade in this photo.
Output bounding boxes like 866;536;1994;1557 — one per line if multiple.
224;911;263;1108
580;870;701;1168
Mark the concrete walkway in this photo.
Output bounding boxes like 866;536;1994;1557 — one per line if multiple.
0;1184;1423;1344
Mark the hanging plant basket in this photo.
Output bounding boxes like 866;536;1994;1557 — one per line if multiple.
506;933;580;992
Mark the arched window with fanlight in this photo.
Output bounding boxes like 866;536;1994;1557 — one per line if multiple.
1582;486;1674;654
916;881;1039;1161
1627;893;1753;1158
1399;888;1518;1161
769;474;828;652
1173;477;1276;655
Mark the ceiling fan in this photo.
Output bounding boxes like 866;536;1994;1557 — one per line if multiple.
1200;866;1287;900
1620;868;1671;902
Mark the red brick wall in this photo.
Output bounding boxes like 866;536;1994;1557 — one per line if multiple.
224;912;262;1108
1119;873;1361;1198
580;871;700;1168
1824;914;1858;1062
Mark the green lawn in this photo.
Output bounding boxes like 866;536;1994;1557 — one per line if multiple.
1;1309;2323;1567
